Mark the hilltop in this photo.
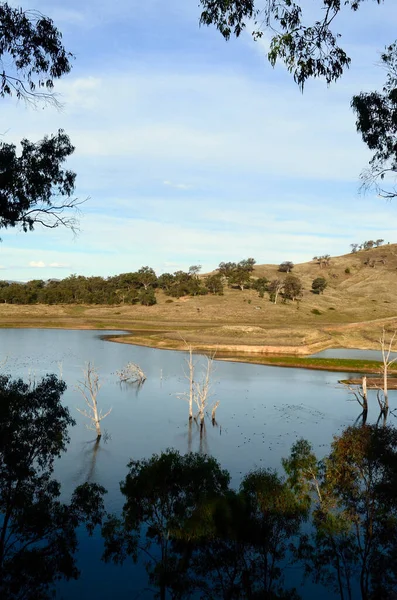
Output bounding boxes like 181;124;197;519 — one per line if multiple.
1;243;397;358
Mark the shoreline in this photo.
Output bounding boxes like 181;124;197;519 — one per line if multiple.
0;320;391;376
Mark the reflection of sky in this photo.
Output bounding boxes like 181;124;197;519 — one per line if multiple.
1;0;397;280
2;329;377;599
0;328;381;493
312;348;397;360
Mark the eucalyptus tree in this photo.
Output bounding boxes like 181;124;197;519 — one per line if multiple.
0;3;81;233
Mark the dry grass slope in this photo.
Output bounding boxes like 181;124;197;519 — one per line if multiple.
1;244;397;355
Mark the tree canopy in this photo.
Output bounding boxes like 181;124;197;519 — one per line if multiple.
199;0;397;196
0;374;106;599
0;3;81;233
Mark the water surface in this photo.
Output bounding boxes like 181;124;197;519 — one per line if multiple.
1;329;392;599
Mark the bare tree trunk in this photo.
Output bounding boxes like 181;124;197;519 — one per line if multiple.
76;363;112;441
188;348;194;421
379;327;397;412
211;400;220;425
362;376;368;411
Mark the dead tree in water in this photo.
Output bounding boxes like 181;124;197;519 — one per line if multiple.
76;363;112;440
116;362;146;384
347;376;368;426
377;328;397;416
178;346;219;428
194;355;213;431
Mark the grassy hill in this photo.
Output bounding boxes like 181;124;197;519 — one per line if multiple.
1;244;397;357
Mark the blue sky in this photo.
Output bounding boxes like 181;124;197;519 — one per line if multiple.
2;0;397;280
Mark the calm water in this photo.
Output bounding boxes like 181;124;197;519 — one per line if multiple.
311;347;397;360
0;329;392;599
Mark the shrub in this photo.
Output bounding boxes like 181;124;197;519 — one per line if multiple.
312;277;327;294
345;267;350;274
311;308;322;315
165;299;173;303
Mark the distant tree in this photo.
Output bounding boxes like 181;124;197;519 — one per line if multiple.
0;374;106;599
136;266;157;290
350;243;359;253
205;273;224;295
283;275;303;301
157;272;175;294
312;277;327;294
138;288;157;306
229;265;252;291
217;261;237;280
252;276;268;298
238;257;256;272
278;261;294;273
315;255;331;269
375;239;384;247
362;240;375;250
188;265;202;277
268;279;284;304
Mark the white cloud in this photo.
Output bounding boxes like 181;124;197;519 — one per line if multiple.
29;261;46;268
49;262;71;268
163;180;193;190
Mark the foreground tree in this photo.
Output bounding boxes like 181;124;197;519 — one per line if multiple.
0;3;81;233
0;374;106;599
0;130;81;232
102;450;230;600
199;1;397;195
283;426;397;600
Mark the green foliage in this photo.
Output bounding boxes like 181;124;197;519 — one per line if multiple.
290;426;397;599
283;274;303;301
138;288;157;306
0;4;81;233
102;449;230;598
311;277;327;294
352;42;397;198
344;267;350;274
0;130;78;231
205;273;224;295
199;1;380;89
278;261;294;273
0;4;73;100
252;276;268;292
218;258;256;290
0;375;106;599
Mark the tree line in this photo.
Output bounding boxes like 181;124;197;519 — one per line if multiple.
350;239;386;253
0;259;329;306
1;371;396;600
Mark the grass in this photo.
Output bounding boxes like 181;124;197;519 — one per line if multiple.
1;244;397;366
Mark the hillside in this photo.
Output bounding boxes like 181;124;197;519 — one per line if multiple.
1;244;397;355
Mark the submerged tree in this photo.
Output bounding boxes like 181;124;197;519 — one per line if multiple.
377;328;397;416
76;363;112;440
179;347;219;428
0;374;106;599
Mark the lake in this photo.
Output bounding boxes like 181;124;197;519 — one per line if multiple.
0;329;393;599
